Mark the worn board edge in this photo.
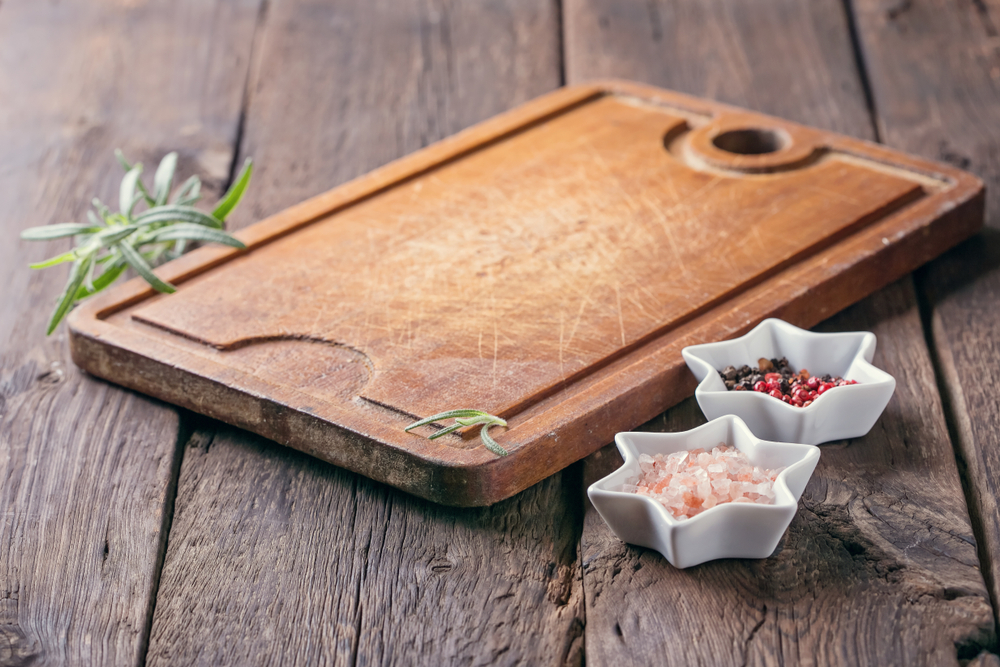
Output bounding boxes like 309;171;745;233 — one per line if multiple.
67;80;985;506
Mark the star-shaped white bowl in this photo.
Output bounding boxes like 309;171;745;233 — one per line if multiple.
587;415;820;568
681;318;895;445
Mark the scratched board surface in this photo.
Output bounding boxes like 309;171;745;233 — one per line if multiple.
68;82;982;505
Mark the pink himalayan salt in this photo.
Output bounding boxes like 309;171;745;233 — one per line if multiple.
621;444;785;520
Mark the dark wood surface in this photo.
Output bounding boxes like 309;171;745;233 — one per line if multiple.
0;1;260;664
2;1;999;666
849;0;1000;640
566;1;995;664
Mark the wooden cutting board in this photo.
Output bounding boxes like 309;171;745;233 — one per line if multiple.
68;80;983;506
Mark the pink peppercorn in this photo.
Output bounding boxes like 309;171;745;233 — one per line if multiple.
719;358;859;408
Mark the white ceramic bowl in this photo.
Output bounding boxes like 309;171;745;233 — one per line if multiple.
588;415;820;568
681;318;895;445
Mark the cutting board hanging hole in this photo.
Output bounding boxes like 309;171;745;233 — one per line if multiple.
712;128;786;155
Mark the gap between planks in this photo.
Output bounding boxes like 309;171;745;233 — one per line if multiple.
137;3;274;665
840;0;882;143
137;410;194;667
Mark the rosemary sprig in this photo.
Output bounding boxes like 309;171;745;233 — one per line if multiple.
405;409;509;457
21;150;253;335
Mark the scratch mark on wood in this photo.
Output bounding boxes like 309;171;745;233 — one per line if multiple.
566;292;592;348
614;282;626;346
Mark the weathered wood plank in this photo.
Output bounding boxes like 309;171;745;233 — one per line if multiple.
145;1;584;664
150;425;584;665
565;0;996;663
229;0;563;225
564;0;875;132
583;283;995;665
0;0;261;664
849;0;1000;633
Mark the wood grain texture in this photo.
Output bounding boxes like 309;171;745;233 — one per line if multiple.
148;424;584;666
565;0;997;663
564;0;876;133
129;95;925;418
145;0;585;664
849;0;1000;632
230;0;562;225
0;0;260;664
583;282;996;666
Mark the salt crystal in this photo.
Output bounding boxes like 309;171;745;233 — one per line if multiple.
621;443;786;519
712;478;731;495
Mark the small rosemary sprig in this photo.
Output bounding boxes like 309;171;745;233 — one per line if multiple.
405;409;509;457
21;150;253;334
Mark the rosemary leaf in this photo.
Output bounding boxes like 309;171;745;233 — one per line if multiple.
455;415;507;427
173;175;201;206
20;223;102;241
114;149;131;172
81;256;96;294
132;204;224;229
117;242;176;294
153;152;178;206
94;225;139;247
119;165;142;216
148;223;246;248
427;423;465;440
74;259;127;300
480;424;509;457
115;150;155;205
212;158;253;221
404;409;492;432
30;250;80;269
47;255;93;335
94;198;111;218
405;409;510;456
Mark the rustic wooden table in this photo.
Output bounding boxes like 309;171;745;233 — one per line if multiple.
3;1;1000;665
